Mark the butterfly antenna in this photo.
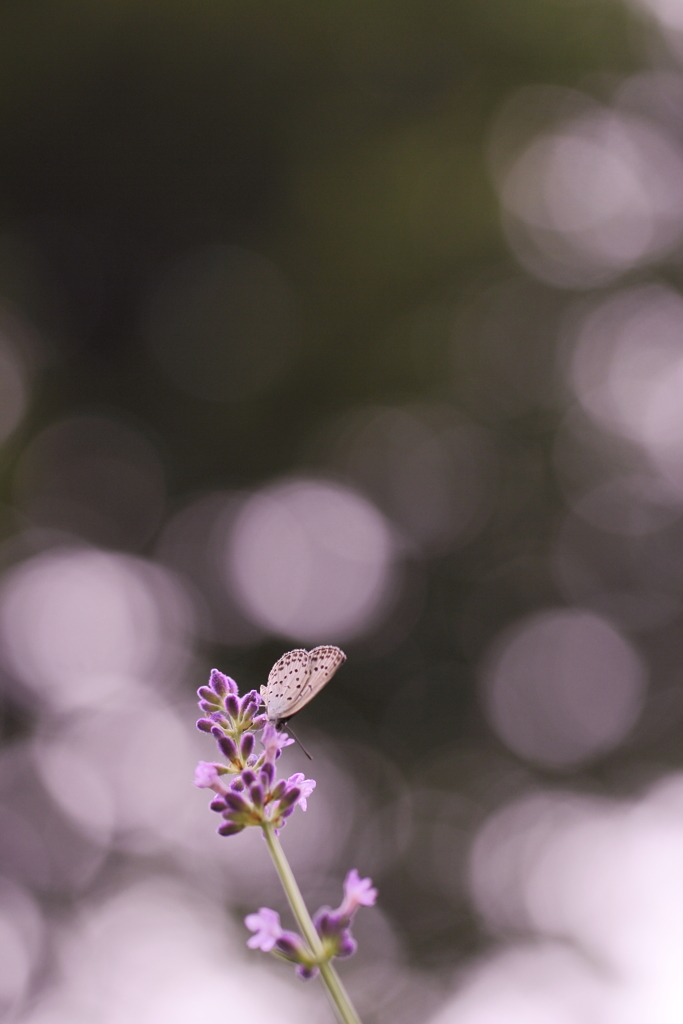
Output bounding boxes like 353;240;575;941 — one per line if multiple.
285;723;313;760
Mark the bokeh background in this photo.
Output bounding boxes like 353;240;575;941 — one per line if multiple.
4;1;683;1022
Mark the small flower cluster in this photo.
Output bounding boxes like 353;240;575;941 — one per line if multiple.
194;668;315;835
314;869;378;961
246;869;378;979
196;668;265;773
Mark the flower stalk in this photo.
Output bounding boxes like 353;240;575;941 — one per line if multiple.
262;823;363;1024
194;664;374;1024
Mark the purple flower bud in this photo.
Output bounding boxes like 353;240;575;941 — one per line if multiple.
230;777;245;792
314;910;336;937
223;791;250;813
218;821;244;836
209;798;227;812
225;694;240;718
271;780;286;801
275;933;306;958
241;690;260;714
336;930;357;958
218;735;238;761
242;770;257;786
260;761;275;785
196;718;213;733
209;668;237;697
210;725;224;741
313;908;358;959
277;786;301;812
197;686;220;705
249;783;265;808
198;700;218;714
296;964;319;980
240;733;255;760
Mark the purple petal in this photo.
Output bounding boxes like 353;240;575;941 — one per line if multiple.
262;723;294;763
245;907;282;952
193;761;220;789
298;777;316;812
286;773;316;810
339;869;378;916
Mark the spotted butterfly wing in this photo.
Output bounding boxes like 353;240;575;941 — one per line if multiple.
261;645;346;724
261;649;310;723
295;646;346;716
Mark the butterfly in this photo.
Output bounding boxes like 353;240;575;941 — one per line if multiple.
260;646;346;726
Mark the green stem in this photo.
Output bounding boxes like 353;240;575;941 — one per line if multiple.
262;823;364;1024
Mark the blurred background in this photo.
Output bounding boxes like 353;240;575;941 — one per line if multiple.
5;1;683;1022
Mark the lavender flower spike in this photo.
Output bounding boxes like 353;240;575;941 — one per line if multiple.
195;654;366;1024
195;681;317;835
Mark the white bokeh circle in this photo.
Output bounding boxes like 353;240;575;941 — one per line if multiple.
481;608;647;767
227;478;397;642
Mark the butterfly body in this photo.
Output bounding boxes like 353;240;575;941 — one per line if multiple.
261;645;346;725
